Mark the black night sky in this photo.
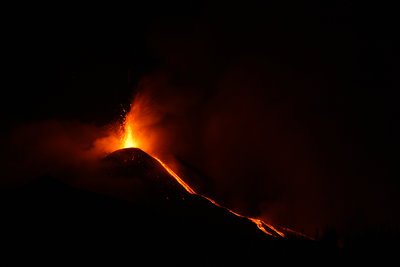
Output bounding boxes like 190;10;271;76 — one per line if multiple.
1;1;399;261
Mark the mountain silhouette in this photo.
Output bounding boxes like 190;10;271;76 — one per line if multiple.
0;148;376;264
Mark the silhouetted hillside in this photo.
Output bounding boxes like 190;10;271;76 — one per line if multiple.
1;149;398;265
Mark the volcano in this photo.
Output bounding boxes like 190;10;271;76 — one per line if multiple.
102;148;289;238
1;148;322;264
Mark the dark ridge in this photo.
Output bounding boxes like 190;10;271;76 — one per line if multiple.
1;149;395;264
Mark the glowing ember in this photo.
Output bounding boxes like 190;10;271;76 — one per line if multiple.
118;97;287;238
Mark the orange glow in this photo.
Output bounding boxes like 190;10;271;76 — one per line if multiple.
119;93;163;155
153;156;196;194
116;95;287;238
122;117;137;148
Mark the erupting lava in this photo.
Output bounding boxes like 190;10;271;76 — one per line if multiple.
115;96;288;238
122;116;137;148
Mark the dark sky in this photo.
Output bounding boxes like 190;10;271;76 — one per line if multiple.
2;1;398;237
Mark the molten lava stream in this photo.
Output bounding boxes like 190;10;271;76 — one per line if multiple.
127;149;284;237
154;155;285;237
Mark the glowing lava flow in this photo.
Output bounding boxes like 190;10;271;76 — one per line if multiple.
119;118;286;238
153;157;196;195
154;156;284;237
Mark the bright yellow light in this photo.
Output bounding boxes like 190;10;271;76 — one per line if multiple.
122;124;137;148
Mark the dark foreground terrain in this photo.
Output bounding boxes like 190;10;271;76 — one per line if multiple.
1;149;398;265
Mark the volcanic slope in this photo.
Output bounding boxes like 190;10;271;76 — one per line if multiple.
1;148;322;265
